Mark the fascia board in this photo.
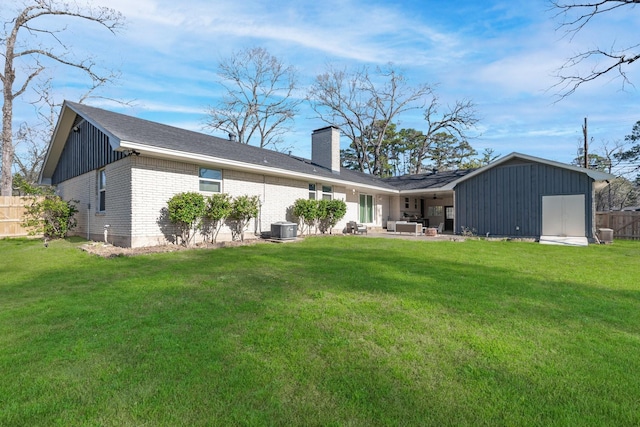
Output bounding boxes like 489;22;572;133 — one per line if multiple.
399;187;452;195
39;105;75;182
120;141;399;195
40;103;123;183
446;152;616;189
65;103;122;151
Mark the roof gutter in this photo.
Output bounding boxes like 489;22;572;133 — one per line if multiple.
120;141;399;195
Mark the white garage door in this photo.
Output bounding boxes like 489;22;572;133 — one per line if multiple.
542;195;585;237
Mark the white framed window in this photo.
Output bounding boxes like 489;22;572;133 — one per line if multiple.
405;197;410;209
308;183;316;200
322;185;333;200
428;206;443;216
199;167;222;192
98;168;106;212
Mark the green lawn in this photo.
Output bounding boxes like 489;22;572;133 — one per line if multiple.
1;236;639;426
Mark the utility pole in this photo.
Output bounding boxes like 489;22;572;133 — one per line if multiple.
582;117;588;168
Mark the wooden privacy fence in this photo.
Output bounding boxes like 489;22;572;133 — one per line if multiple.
0;196;38;238
596;211;640;240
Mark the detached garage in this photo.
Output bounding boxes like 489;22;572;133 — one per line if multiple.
452;153;613;243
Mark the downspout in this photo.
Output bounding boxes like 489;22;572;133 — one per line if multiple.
257;176;266;236
591;181;598;242
87;178;91;241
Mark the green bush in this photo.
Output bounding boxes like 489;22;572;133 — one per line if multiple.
318;199;347;234
204;193;233;243
22;195;78;239
167;192;206;246
293;198;318;235
294;199;347;235
229;195;260;241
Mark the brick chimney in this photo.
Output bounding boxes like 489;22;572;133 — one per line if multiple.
311;126;340;174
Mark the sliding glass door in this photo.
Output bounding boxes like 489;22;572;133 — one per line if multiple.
359;194;373;223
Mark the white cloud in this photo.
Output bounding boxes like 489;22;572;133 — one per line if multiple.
6;0;639;167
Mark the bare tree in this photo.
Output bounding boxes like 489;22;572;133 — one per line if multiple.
551;0;640;98
308;64;431;176
11;79;57;192
574;137;639;210
1;0;124;196
415;97;478;173
12;74;133;194
205;47;301;150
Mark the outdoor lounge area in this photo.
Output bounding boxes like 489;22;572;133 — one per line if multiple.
390;221;422;236
386;220;444;237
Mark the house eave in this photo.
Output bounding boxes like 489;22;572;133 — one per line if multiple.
39;101;123;183
120;141;399;195
398;187;454;195
447;152;616;188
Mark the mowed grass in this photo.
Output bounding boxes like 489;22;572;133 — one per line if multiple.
1;236;639;426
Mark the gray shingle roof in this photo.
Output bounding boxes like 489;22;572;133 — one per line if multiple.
382;169;477;190
65;101;397;190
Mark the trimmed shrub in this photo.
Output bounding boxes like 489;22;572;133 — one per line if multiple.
293;198;318;235
229;195;260;241
167;192;206;246
203;193;233;243
318;199;347;234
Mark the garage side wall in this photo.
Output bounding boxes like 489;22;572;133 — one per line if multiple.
454;160;594;238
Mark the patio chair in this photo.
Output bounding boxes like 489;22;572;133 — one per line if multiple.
348;221;367;234
437;222;444;234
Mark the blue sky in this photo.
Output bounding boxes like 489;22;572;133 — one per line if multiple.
9;0;640;167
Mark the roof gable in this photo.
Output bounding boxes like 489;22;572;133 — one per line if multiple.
448;152;616;188
40;101;397;191
41;103;613;193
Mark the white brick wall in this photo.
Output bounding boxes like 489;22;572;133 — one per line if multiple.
57;155;386;247
311;127;340;173
130;157;197;247
57;157;133;246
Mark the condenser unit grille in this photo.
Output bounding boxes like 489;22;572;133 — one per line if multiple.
271;222;297;240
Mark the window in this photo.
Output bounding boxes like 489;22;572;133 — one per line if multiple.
98;169;106;212
308;183;316;200
428;206;443;217
405;197;410;209
360;194;373;223
199;167;222;192
322;185;333;200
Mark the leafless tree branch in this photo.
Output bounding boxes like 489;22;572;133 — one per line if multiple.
550;0;640;98
552;45;640;98
308;64;433;176
205;47;301;151
551;0;638;39
1;0;124;195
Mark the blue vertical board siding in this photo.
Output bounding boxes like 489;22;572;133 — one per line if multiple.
455;160;593;238
52;118;125;185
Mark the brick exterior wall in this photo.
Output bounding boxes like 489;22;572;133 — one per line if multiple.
57;157;133;246
125;157;364;247
311;127;340;173
56;155;384;248
129;157;196;247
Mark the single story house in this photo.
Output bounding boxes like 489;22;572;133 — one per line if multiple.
40;101;613;247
